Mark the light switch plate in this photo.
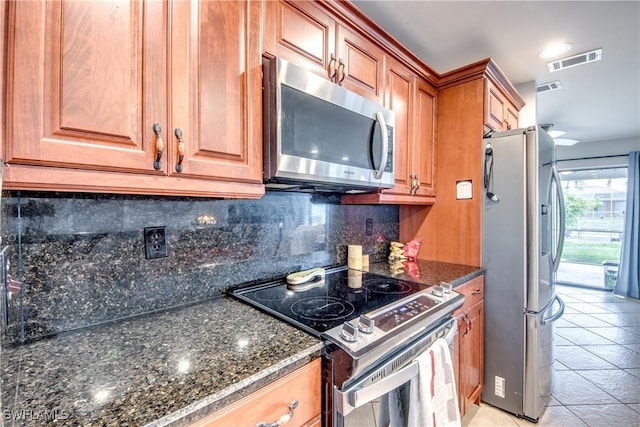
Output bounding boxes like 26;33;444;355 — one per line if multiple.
456;180;473;200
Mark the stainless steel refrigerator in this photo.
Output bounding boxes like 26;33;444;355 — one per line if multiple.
481;126;566;421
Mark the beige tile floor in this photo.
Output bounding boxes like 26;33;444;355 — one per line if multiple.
345;284;640;426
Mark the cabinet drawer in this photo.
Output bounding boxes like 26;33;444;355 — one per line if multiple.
192;358;321;427
455;276;484;312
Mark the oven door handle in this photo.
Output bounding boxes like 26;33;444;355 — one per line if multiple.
342;360;420;408
338;322;457;410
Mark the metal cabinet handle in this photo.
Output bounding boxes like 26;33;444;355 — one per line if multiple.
328;53;337;82
174;128;185;173
337;58;347;85
471;290;482;295
409;175;420;195
152;123;164;170
256;400;298;427
466;313;473;331
461;314;471;335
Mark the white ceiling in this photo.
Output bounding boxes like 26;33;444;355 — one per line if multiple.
352;0;640;145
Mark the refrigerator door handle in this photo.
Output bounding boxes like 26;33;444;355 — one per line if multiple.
551;166;566;273
541;295;565;325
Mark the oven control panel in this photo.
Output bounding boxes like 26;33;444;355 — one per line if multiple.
372;295;439;332
325;289;464;356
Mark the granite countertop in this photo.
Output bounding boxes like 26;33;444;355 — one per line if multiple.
0;297;322;426
366;259;484;287
0;259;480;426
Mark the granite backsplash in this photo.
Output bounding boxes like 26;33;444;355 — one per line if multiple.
1;191;399;344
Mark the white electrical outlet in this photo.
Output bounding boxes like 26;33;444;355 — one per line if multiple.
456;180;473;199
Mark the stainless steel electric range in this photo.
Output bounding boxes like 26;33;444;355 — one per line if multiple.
230;266;464;426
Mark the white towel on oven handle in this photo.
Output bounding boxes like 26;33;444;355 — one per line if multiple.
407;337;461;427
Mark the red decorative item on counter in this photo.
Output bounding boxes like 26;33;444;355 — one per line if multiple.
404;260;422;280
403;237;422;260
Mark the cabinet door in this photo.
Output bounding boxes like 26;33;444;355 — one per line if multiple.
505;104;519;130
462;301;484;410
412;78;436;197
193;359;321;426
485;79;519;131
453;276;485;417
336;24;385;102
6;0;167;173
265;0;336;79
170;0;262;184
486;80;506;131
383;58;413;196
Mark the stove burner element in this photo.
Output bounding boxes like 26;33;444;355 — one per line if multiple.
364;279;413;295
291;297;355;321
252;288;289;303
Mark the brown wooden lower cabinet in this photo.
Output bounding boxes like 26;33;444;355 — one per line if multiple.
191;358;321;427
453;275;485;417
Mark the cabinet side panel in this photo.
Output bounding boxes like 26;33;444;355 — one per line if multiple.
404;79;484;265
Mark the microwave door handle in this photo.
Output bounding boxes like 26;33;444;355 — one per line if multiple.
373;112;388;179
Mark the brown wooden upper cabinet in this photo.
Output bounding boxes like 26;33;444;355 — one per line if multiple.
265;0;385;103
342;60;436;205
4;0;264;198
485;79;520;131
266;0;438;205
381;59;437;201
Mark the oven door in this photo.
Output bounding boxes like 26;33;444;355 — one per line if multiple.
332;317;457;427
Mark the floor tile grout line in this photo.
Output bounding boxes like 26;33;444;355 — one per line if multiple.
571;370;629;405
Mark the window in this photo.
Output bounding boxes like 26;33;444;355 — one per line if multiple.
557;167;628;288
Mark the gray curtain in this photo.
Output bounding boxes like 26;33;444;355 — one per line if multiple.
615;151;640;299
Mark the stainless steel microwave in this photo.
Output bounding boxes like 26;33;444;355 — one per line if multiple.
262;57;395;193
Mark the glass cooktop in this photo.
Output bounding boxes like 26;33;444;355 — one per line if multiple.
230;268;433;337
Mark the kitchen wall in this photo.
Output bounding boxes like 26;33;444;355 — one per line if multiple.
556;136;640;170
1;191;398;344
515;80;536;128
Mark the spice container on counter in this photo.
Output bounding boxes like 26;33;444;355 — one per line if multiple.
347;245;362;269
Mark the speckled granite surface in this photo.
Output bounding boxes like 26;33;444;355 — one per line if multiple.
0;296;322;426
365;259;484;287
1;191;398;343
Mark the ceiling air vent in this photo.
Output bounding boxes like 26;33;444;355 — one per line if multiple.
536;80;563;93
547;48;602;72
